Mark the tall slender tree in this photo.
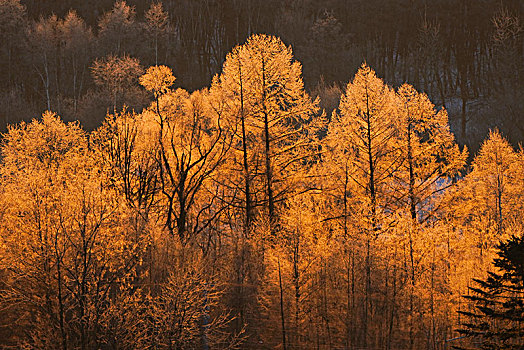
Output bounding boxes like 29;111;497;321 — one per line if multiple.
448;130;521;259
211;34;320;236
325;63;400;348
143;2;171;66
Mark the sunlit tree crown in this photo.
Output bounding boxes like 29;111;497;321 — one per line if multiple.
140;65;175;97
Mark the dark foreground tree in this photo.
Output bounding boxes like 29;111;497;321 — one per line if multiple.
455;234;524;349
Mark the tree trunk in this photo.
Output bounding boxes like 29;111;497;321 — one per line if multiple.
238;59;252;237
278;258;287;350
261;55;276;235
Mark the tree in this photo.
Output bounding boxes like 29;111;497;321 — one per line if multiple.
455;233;524;350
93;109;160;217
27;14;60;111
396;83;467;223
327;63;400;235
448;130;521;260
91;54;144;111
59;10;93;114
323;63;401;347
143;260;245;349
143;2;171;66
417;19;445;106
0;0;26;87
274;191;335;348
210;34;320;236
140;65;230;247
98;0;138;55
96;253;245;350
394;84;468;347
490;6;524;144
208;35;320;345
306;11;351;84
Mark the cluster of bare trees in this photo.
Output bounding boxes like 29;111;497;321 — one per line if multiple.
0;0;522;149
0;34;522;349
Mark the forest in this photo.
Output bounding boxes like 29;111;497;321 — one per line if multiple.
0;0;523;349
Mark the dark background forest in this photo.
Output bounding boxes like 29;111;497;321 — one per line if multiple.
1;0;522;151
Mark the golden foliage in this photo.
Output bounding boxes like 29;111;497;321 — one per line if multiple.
139;65;175;96
0;34;522;350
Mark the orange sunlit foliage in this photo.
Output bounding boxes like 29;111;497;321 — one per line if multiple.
0;34;522;349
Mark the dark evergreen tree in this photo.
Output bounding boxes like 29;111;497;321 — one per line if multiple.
455;234;524;350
